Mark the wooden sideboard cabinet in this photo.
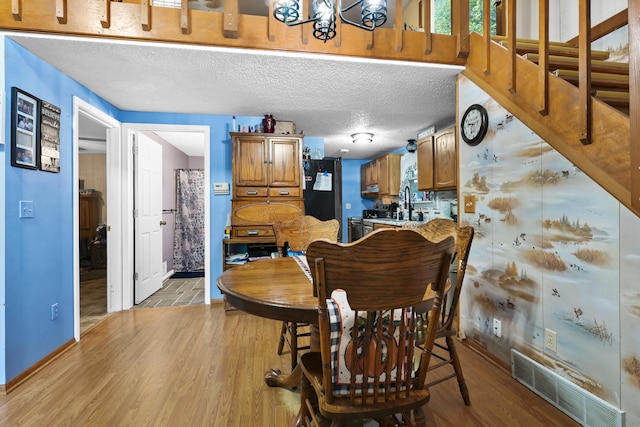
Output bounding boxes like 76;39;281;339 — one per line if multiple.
79;193;101;239
418;126;457;191
230;132;305;239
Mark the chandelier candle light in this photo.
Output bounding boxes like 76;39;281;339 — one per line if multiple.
273;0;388;42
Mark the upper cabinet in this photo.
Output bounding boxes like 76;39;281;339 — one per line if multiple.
361;154;402;198
417;126;457;191
378;154;402;195
232;133;303;198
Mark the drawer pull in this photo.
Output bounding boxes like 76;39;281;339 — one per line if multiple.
247;230;259;236
246;190;258;195
279;191;290;195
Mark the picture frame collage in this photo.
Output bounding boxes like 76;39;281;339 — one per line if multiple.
10;87;61;173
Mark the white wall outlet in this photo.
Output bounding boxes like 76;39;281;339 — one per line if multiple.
493;318;502;338
345;203;351;209
545;328;557;352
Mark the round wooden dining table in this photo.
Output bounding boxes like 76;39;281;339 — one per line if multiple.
216;257;317;390
216;255;447;383
217;255;449;427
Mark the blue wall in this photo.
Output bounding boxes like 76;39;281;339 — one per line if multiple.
3;38;120;382
341;159;371;242
1;37;371;383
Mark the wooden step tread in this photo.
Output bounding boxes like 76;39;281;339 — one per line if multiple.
523;53;629;75
592;90;629;106
497;40;610;60
553;69;629;89
491;35;575;48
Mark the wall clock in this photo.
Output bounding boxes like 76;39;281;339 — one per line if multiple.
460;104;489;146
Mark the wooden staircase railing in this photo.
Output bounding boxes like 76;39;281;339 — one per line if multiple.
464;1;639;218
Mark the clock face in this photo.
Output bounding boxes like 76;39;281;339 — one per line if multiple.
461;104;488;146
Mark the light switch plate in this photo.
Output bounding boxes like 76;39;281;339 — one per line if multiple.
19;200;34;218
464;195;476;213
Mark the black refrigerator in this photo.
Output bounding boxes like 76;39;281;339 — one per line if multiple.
303;158;343;241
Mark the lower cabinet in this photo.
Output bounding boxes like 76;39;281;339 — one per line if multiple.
221;237;278;312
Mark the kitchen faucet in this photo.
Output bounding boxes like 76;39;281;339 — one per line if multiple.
404;186;413;221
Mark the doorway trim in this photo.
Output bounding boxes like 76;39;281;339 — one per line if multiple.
121;123;211;309
73;97;121;341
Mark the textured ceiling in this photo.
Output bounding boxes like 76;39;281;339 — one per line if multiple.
10;33;462;159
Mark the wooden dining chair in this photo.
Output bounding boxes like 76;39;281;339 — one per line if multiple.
403;218;475;405
272;215;340;370
299;228;455;426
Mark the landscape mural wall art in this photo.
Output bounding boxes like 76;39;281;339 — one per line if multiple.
457;75;640;424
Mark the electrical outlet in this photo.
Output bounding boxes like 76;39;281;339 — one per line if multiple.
493;318;501;338
545;328;557;352
51;303;59;320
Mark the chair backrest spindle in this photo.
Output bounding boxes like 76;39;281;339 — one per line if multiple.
307;228;455;408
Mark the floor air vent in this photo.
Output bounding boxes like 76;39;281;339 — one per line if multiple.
511;349;625;427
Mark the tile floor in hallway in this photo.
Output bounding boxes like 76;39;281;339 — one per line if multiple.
80;273;205;334
133;276;205;309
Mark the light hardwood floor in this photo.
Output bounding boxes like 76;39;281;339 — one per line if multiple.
80;275;204;334
1;305;581;427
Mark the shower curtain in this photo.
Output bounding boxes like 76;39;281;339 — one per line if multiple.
173;169;205;273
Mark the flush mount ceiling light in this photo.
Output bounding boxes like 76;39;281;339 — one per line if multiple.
351;132;373;144
273;0;388;43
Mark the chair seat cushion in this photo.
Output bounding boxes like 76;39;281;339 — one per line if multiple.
327;290;414;396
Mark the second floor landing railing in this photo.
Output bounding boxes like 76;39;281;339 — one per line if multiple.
1;0;468;66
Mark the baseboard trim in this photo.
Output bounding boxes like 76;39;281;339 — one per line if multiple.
162;269;175;281
462;339;511;372
4;338;76;394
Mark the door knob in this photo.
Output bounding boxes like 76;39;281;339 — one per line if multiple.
160;220;167;226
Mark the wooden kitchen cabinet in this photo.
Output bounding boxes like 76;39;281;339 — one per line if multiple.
418;126;457;191
378;154;402;196
232;133;302;199
231;132;305;240
361;154;401;198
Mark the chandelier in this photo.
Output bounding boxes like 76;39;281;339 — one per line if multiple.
273;0;388;43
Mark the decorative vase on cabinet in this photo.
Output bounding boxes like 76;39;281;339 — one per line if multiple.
262;114;276;133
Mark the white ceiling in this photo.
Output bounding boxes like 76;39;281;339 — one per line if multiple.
9;31;463;160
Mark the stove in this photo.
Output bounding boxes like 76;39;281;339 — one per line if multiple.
363;203;398;219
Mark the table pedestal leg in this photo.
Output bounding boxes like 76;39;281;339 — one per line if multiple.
264;364;302;390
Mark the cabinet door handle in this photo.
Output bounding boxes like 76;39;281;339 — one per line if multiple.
247;230;259;236
279;191;290;195
160;220;167;226
246;190;258;195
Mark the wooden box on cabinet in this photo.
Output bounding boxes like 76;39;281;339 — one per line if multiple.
418;126;457;191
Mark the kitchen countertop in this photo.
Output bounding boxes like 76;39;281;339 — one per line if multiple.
364;218;427;227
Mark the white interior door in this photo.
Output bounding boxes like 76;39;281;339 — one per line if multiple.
134;132;163;304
